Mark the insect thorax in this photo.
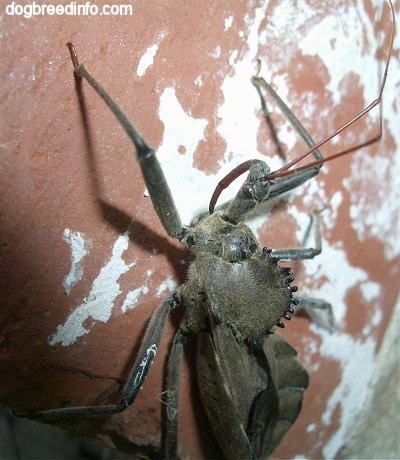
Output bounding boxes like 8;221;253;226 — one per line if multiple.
181;213;295;342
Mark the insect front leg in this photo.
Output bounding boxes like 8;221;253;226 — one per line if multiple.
221;160;322;225
252;73;323;164
271;211;322;261
67;43;185;241
209;63;329;220
14;294;179;421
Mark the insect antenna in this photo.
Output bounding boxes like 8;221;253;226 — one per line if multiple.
209;0;395;212
270;0;395;179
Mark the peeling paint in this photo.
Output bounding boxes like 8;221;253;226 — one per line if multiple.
121;285;149;314
224;15;234;31
62;228;90;295
157;276;177;297
319;332;376;459
121;269;153;313
137;43;159;78
156;87;209;224
50;232;136;346
344;153;400;261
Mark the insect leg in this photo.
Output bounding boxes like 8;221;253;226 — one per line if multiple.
268;166;321;200
297;297;335;332
67;43;185;240
270;213;335;331
270;211;321;260
216;160;322;224
252;72;323;163
164;328;187;460
252;67;327;201
14;294;179;421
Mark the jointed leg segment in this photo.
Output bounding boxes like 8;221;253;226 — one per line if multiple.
15;294;180;421
66;42;185;240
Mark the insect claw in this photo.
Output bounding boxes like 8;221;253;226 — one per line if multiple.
290;285;298;292
276;319;285;328
291;298;300;306
281;267;294;281
287;307;295;314
262;247;272;257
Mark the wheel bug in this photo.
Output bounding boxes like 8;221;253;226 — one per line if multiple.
14;1;396;458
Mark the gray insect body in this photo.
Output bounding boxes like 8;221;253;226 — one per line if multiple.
182;212;294;341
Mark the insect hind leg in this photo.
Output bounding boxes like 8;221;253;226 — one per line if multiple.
14;294;179;421
164;328;187;459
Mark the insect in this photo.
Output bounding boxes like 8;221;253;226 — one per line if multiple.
15;2;394;459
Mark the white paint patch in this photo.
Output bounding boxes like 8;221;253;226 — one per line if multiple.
211;45;221;59
307;423;316;433
50;232;136;346
156;276;177;296
154;4;291;227
299;6;378;106
224;15;233;31
318;332;376;458
194;75;203;86
120;286;148;313
301;238;370;325
62;228;90;295
121;269;153;313
137;43;159;77
362;307;382;337
360;280;380;303
216;6;271;161
156;87;210;224
343;153;400;261
320;246;362;314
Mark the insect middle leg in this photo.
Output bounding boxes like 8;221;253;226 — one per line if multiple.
270;213;334;331
271;211;322;261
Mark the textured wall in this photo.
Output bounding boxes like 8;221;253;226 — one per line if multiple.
1;1;399;458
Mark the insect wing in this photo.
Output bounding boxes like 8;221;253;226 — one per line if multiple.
197;321;309;459
257;333;310;457
196;320;279;459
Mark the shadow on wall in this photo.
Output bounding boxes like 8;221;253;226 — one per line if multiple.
0;409;135;460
